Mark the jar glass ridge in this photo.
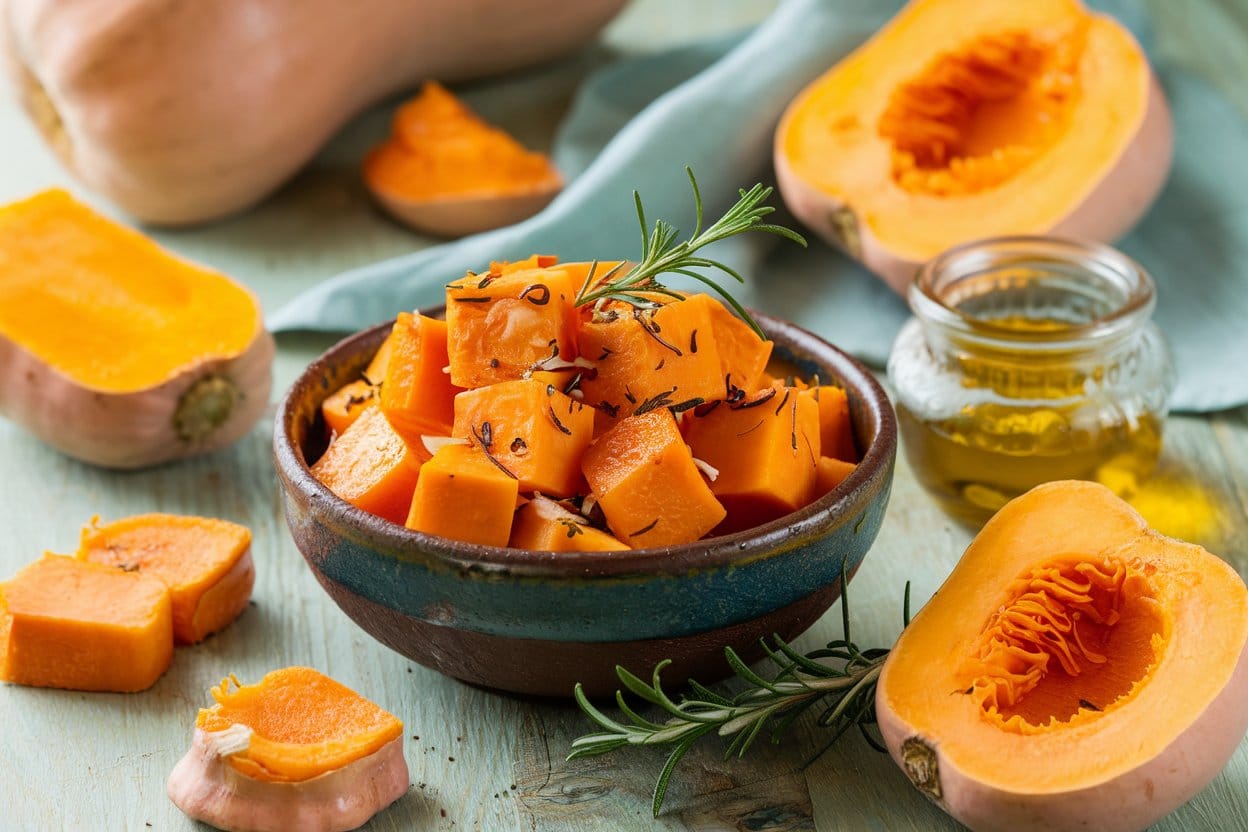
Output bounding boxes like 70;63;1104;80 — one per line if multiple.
887;236;1175;526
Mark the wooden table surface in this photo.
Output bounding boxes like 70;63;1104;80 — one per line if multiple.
2;1;1246;829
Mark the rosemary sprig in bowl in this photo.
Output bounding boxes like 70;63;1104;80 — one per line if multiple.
573;167;806;338
567;573;910;817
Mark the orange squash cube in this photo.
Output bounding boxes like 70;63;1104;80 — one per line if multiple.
706;300;773;394
321;379;377;437
578;294;727;424
311;406;422;524
684;386;821;533
816;456;857;496
490;254;559;274
452;379;594;497
805;385;857;462
510;496;629;552
581;409;725;547
445;266;579;387
363;328;399;385
379;313;459;448
405;444;519;546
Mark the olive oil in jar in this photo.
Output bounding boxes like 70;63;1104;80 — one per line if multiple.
888;237;1174;526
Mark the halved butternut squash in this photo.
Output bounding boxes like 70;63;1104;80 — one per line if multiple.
876;481;1248;832
775;0;1172;291
0;189;274;468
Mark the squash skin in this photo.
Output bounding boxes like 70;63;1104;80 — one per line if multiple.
0;323;274;469
167;731;408;832
1;0;626;225
874;481;1248;832
773;1;1174;293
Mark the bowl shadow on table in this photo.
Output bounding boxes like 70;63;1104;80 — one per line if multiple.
274;310;898;699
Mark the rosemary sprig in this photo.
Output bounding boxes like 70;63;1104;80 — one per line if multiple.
573;167;806;339
568;570;911;817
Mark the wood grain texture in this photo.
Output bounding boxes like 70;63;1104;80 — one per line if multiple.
1;0;1246;830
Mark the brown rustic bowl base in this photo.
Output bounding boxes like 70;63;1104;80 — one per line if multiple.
312;568;841;698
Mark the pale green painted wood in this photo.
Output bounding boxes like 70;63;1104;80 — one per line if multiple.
0;1;1245;830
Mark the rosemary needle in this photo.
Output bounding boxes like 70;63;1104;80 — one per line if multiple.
574;167;807;339
567;570;910;817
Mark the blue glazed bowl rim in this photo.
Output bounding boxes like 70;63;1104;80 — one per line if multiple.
274;309;897;580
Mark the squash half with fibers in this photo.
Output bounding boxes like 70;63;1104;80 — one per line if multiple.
775;0;1172;292
875;481;1248;832
0;189;274;468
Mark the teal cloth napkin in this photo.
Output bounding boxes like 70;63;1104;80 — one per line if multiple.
270;0;1248;414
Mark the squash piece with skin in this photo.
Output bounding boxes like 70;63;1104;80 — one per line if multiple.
0;554;172;692
405;444;519;547
4;0;626;225
774;0;1172;292
311;407;422;525
510;496;629;553
0;189;274;468
452;379;595;498
379;312;459;446
364;82;563;236
167;667;407;832
76;514;254;645
445;265;581;388
875;481;1248;832
684;386;821;533
582;409;725;547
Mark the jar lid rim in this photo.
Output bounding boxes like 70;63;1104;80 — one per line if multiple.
909;235;1156;348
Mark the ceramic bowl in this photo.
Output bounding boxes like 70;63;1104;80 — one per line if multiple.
274;311;897;697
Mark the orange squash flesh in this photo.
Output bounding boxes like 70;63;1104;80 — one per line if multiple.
581;409;725;547
405;443;520;547
578;294;727;425
705;301;772;396
321;379;377;438
196;667;403;783
684;386;821;534
510;496;629;553
445;266;580;388
806;386;857;463
452;379;594;498
379;312;459;446
815;456;857;496
364;81;561;204
876;481;1248;831
775;0;1171;291
0;189;261;393
311;406;422;525
0;554;172;692
76;514;254;645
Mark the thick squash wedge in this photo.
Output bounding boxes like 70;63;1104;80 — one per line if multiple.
876;481;1248;832
0;189;273;468
775;0;1172;291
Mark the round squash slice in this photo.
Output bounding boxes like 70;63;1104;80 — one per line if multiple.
774;0;1172;292
0;189;273;468
875;481;1248;832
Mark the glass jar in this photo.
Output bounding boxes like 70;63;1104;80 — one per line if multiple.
887;236;1175;526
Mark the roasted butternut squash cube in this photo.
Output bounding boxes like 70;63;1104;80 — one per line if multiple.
379;313;458;448
405;444;519;546
445;266;579;387
0;555;173;692
684;386;821;533
816;456;857;496
321;379;377;437
510;496;629;552
491;254;558;273
311;406;422;525
706;301;773;394
363;328;399;385
582;409;725;547
578;294;727;425
452;379;594;497
805;385;857;462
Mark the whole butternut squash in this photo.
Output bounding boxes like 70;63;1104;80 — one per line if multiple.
0;0;625;225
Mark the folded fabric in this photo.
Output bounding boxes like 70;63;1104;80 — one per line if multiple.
270;0;1248;414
